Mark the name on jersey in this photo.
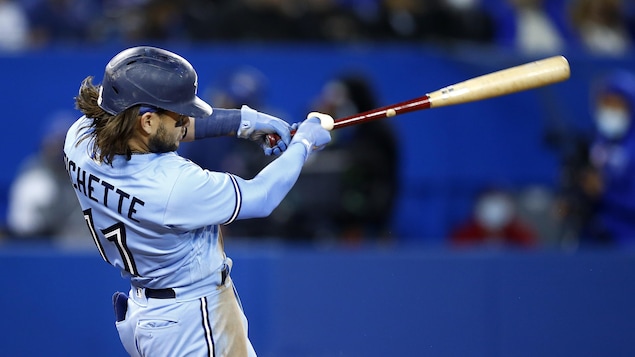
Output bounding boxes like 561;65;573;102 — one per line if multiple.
64;154;145;222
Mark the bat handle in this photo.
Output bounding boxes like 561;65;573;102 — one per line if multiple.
265;130;296;148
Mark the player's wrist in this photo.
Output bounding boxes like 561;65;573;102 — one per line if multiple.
289;134;318;163
291;138;312;158
237;105;261;139
194;109;242;140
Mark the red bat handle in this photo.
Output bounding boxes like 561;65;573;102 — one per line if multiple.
265;94;432;148
265;128;297;148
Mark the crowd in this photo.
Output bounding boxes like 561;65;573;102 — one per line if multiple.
0;0;634;56
2;0;635;250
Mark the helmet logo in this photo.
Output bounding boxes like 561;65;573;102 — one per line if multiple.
97;86;104;106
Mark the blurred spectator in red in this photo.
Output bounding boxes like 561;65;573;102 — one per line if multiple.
568;0;633;56
450;187;538;248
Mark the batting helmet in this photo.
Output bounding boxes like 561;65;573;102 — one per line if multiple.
97;46;213;118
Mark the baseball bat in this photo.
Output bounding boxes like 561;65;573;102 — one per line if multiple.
266;55;570;146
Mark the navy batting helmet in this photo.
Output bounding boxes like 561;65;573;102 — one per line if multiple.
97;46;213;118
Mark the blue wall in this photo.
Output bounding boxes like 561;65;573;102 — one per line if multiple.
1;45;634;240
1;243;634;357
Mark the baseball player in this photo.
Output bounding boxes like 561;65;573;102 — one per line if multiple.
63;46;332;356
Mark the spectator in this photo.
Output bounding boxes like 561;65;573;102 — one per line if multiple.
372;0;430;41
183;0;303;42
549;130;597;247
568;0;633;56
294;73;400;243
0;0;30;52
576;70;635;246
135;0;187;41
423;0;496;45
514;184;560;246
6;111;88;246
373;0;496;44
450;187;538;248
26;0;100;46
492;0;570;55
295;0;369;42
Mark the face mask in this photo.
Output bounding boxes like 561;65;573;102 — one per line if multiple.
595;108;630;139
475;194;513;231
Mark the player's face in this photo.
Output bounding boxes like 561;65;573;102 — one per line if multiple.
148;111;191;153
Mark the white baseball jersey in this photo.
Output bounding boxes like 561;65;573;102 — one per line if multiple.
64;116;240;294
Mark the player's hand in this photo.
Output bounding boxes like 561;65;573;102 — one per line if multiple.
238;105;291;156
291;115;332;154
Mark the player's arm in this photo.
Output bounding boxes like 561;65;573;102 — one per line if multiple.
185;105;292;155
166;116;330;229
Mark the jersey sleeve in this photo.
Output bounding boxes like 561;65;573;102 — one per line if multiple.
163;141;309;230
163;162;242;230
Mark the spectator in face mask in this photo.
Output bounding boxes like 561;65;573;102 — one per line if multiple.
580;70;635;246
450;188;537;248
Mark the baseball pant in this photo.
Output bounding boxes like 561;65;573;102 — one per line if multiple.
114;278;256;357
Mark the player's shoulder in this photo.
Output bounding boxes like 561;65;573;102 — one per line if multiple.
68;115;90;133
151;153;208;181
167;154;231;187
158;152;198;169
65;115;89;140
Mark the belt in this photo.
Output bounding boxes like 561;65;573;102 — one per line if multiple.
144;265;230;299
145;287;175;299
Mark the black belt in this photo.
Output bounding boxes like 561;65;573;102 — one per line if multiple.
145;265;230;299
145;287;175;299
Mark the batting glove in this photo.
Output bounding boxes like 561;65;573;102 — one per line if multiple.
291;116;332;156
238;105;292;156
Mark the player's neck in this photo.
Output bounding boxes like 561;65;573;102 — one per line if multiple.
127;138;150;155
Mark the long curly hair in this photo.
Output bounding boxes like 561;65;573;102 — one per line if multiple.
74;76;140;165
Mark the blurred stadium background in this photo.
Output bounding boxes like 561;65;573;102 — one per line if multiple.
1;0;634;356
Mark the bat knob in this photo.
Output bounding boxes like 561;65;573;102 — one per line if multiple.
307;112;334;131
